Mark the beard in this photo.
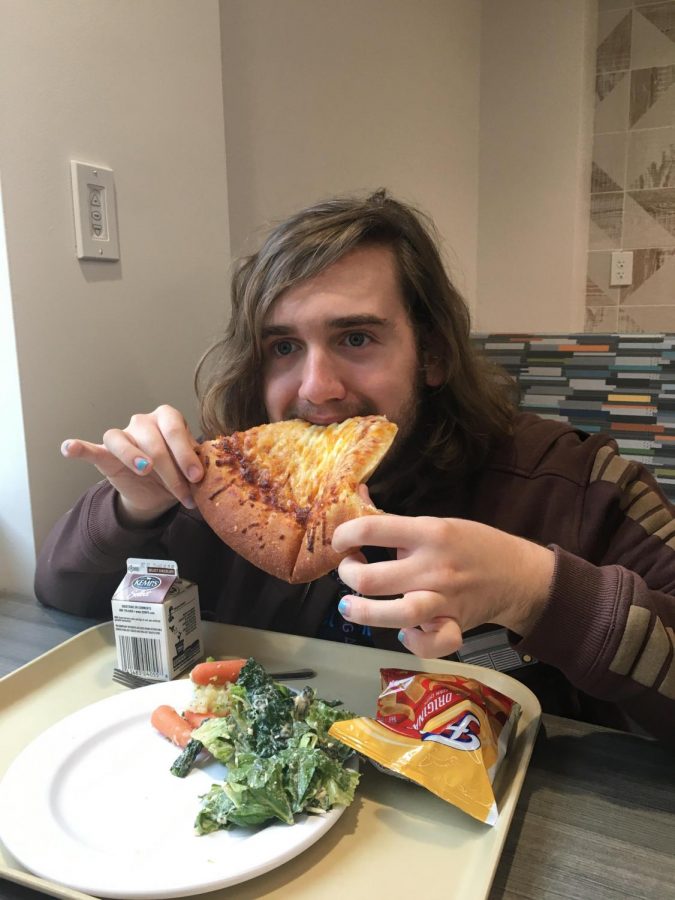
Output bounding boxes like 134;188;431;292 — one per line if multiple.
370;374;423;477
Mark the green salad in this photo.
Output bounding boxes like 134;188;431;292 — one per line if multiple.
170;658;360;832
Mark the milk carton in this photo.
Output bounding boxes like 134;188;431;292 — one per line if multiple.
112;558;203;680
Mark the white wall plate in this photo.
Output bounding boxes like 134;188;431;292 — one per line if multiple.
70;160;120;261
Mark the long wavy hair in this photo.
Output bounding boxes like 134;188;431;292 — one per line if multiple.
195;189;516;476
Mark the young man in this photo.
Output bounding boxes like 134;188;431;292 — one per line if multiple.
36;191;675;744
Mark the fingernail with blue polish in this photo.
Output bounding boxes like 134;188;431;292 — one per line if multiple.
61;440;71;456
134;457;149;472
338;598;351;617
398;630;406;644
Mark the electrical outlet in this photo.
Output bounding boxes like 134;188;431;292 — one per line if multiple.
610;250;633;286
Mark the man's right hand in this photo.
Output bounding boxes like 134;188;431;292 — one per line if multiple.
60;405;204;526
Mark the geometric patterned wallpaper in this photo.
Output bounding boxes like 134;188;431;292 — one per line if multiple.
588;0;675;333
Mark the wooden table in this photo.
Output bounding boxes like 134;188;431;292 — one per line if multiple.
0;593;673;900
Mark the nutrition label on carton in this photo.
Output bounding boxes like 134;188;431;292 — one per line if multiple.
111;558;202;680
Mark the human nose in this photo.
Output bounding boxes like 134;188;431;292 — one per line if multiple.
298;348;346;405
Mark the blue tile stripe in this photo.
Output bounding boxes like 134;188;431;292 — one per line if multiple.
472;333;675;503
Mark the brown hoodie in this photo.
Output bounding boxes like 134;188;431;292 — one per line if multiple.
35;414;675;745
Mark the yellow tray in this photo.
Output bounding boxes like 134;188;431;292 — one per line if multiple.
0;621;541;899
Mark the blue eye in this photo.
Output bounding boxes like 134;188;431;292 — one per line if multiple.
345;333;369;348
274;340;295;356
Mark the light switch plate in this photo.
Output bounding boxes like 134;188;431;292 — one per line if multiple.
70;161;120;261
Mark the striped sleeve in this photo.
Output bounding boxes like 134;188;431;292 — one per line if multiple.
592;446;675;708
590;445;675;545
518;443;675;744
608;600;675;700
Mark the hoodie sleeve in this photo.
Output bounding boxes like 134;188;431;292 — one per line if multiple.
515;445;675;746
34;480;180;617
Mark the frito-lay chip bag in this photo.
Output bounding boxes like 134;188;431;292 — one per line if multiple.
329;668;520;825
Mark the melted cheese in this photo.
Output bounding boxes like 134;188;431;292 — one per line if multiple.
218;416;397;509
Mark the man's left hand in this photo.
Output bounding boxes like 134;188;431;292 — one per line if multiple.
332;514;555;659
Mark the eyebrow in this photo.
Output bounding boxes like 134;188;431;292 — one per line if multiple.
261;314;390;338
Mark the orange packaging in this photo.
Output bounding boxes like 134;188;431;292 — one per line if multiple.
328;668;520;825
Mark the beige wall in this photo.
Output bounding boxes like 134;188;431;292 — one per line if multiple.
0;0;231;593
0;178;34;593
1;0;598;595
476;0;597;332
220;0;597;331
220;0;482;304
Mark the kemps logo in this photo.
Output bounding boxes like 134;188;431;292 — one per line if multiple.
131;575;162;591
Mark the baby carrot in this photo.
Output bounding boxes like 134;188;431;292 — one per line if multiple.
150;704;193;748
182;709;227;729
190;658;246;686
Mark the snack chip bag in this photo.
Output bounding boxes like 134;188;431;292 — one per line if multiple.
328;668;520;825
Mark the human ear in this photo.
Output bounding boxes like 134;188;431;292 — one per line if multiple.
420;337;444;387
423;354;444;387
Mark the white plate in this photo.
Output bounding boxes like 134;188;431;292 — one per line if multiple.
0;680;355;899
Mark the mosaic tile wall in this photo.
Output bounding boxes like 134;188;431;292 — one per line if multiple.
472;332;675;502
588;0;675;333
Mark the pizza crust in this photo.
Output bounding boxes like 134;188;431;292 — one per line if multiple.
191;416;397;583
293;488;379;583
195;477;304;583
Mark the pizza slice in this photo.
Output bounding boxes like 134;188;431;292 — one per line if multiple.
191;415;398;583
